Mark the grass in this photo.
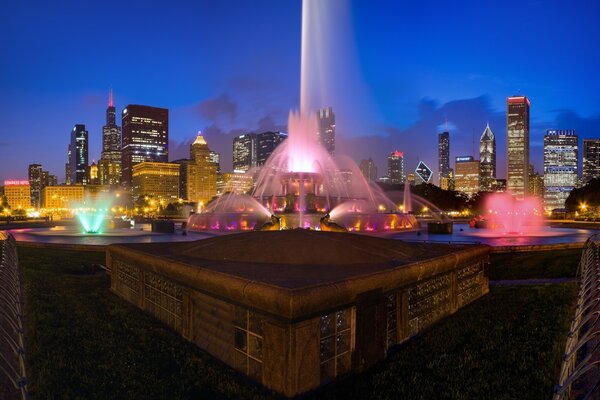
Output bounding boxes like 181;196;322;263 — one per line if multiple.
19;247;273;400
489;248;582;280
19;247;577;400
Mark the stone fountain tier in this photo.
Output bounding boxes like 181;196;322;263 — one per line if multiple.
108;230;490;396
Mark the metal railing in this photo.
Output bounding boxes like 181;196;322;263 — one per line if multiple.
0;231;28;399
554;233;600;400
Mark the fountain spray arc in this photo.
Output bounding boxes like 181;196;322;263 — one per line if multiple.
187;0;418;233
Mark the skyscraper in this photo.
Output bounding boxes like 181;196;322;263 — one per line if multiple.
583;139;600;183
189;132;218;204
232;132;287;172
100;89;122;185
506;96;530;199
543;129;578;210
28;164;43;208
479;123;496;191
387;151;404;184
438;131;450;184
454;156;480;197
65;144;72;185
70;124;89;185
317;107;335;154
233;134;255;172
359;158;378;181
121;105;169;187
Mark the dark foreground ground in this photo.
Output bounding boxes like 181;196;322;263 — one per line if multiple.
17;246;578;400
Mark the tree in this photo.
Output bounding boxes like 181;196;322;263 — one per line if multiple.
565;178;600;212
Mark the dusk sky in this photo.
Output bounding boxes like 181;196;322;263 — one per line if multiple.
2;0;600;183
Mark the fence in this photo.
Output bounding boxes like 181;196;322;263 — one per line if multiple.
554;233;600;400
0;231;28;399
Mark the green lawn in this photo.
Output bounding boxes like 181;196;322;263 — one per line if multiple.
19;246;576;400
489;248;582;280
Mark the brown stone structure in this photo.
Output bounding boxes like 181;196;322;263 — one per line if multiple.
107;230;490;397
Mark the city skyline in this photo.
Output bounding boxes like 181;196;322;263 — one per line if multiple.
2;1;600;183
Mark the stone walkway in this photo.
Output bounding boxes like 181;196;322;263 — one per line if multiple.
490;278;578;286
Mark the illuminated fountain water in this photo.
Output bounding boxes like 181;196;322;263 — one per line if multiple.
187;0;417;233
478;193;544;235
73;193;114;234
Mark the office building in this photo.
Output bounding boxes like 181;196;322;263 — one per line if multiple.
190;132;218;204
387;151;404;184
440;169;455;191
233;132;287;172
317;107;335;154
454;156;480;197
121;105;169;187
42;186;85;209
218;171;255;196
438;131;450;184
506;96;530;199
70;124;89;185
100;89;122;185
3;180;31;209
528;165;544;198
479;123;496;191
132;162;179;201
28;164;43;208
65;144;72;185
583;139;600;183
415;161;433;184
543;129;578;211
359;158;378;181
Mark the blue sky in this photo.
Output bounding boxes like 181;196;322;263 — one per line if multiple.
1;0;600;183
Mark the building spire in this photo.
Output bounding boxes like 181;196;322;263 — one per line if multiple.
108;87;114;108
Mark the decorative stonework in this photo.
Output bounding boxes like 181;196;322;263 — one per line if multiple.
319;308;353;383
144;271;183;332
233;307;264;381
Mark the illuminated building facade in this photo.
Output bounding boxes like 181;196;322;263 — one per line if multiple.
543;129;578;210
440;169;455;191
70;124;89;185
121;105;169;187
65;144;72;185
42;185;84;209
100;89;122;185
479;123;496;191
438;131;450;184
218;171;255;195
359;158;378;181
387;151;404;184
317;107;335;154
583;139;600;183
28;164;43;208
190;133;218;204
528;165;544;198
3;180;31;209
454;156;480;197
233;132;287;172
506;96;530;199
132;162;179;201
415;161;433;184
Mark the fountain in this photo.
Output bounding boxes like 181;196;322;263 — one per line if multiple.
475;193;544;235
186;2;417;234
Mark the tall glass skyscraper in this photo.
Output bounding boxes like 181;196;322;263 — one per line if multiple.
543;129;578;211
121;105;169;187
70;124;89;185
583;139;600;184
479;123;496;191
438;131;450;184
232;131;287;172
317;107;335;155
99;89;122;185
506;96;530;200
387;151;404;184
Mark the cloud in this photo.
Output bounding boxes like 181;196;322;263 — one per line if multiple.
198;93;238;122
